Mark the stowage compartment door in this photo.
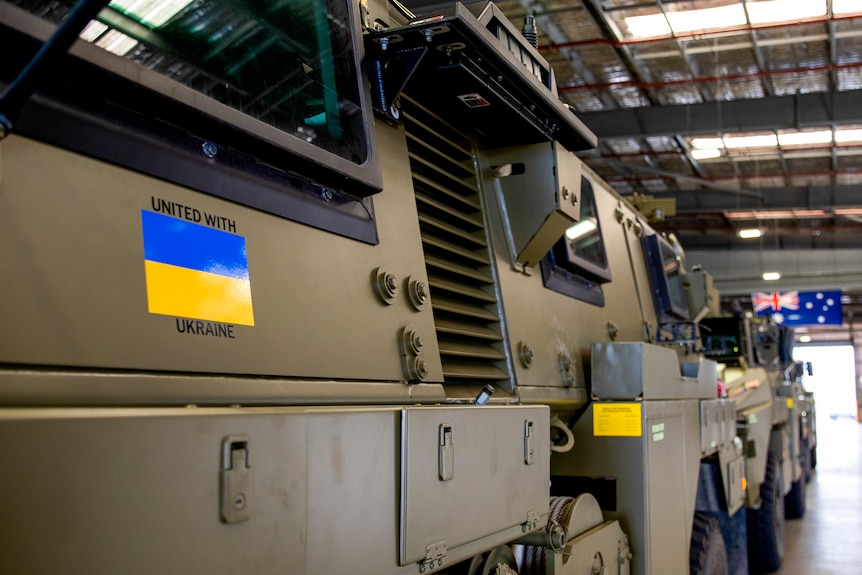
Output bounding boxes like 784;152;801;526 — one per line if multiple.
399;405;549;566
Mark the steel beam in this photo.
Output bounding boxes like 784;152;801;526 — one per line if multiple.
578;92;862;138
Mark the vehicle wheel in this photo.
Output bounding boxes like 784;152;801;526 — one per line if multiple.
747;452;785;573
784;471;806;519
461;545;518;575
800;437;812;483
690;513;729;575
810;442;817;470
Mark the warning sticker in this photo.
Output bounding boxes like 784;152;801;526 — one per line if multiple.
593;403;642;437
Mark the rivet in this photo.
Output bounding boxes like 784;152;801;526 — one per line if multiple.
202;142;218;158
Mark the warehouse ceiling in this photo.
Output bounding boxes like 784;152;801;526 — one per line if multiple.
468;0;862;309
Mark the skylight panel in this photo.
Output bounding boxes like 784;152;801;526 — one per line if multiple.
777;130;833;147
691;137;725;149
723;134;778;148
691;148;722;160
836;128;862;144
833;0;862;15
666;4;747;34
79;20;109;42
746;0;826;25
624;13;671;39
109;0;194;28
94;29;138;55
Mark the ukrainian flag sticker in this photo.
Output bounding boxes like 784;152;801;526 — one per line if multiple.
141;210;254;326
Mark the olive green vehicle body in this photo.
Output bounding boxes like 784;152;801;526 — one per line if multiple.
0;0;805;573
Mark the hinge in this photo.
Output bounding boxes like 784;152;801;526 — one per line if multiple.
420;540;447;573
522;509;542;532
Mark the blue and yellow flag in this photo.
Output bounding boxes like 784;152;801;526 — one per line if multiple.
141;210;254;326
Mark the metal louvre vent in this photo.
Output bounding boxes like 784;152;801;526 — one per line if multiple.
402;97;512;388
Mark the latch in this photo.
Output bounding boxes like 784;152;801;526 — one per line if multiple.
439;424;454;481
524;420;535;465
220;436;251;524
420;540;447;573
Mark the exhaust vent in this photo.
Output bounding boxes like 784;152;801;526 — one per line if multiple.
402;97;512;389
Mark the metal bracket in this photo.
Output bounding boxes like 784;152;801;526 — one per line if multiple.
420;540;447;572
521;509;542;532
365;40;429;123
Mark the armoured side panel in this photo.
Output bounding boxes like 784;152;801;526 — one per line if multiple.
553;399;702;575
0;405;549;574
399;405;550;566
0;124;443;385
0;407;314;574
481;161;658;391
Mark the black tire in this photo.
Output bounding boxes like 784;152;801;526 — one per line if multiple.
747;452;785;573
690;513;729;575
810;443;817;470
784;473;806;519
800;437;812;484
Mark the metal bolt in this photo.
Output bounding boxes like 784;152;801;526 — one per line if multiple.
519;342;535;368
562;186;569;199
416;282;428;302
385;273;398;294
202;142;218;158
571;193;578;206
416;358;429;379
321;188;334;202
233;493;246;511
405;328;424;355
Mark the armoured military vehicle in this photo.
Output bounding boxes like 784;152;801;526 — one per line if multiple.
0;0;810;573
698;310;817;572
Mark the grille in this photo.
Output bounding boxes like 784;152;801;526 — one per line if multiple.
402;97;512;388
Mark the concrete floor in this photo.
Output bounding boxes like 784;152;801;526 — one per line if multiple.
777;416;862;575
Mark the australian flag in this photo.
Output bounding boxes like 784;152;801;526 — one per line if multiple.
752;290;842;326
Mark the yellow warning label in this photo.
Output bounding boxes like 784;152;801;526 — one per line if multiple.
593;403;643;437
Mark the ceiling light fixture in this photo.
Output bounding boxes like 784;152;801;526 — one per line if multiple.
725;209;828;220
738;228;763;239
762;272;781;281
799;335;812;343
